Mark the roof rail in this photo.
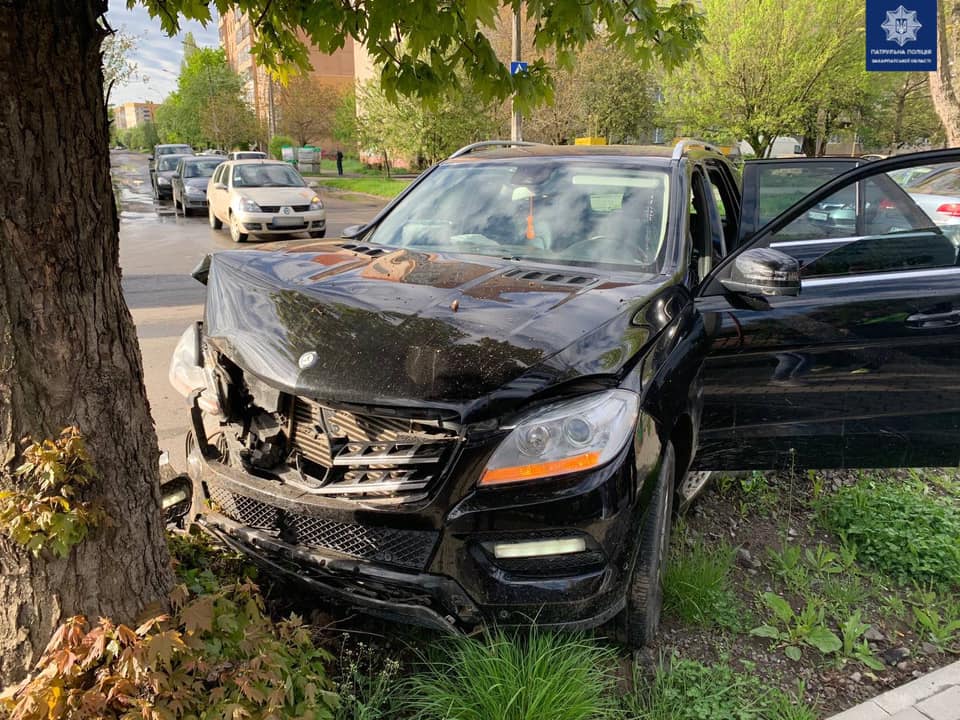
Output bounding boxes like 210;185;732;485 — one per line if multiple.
448;140;542;159
671;138;720;160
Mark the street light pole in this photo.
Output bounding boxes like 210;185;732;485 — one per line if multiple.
510;9;522;142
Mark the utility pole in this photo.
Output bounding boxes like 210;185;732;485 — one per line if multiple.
511;9;522;142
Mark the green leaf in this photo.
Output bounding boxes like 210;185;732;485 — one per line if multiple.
785;645;802;661
762;592;795;624
750;625;781;639
805;626;842;654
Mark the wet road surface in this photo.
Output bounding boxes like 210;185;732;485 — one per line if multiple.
114;150;386;469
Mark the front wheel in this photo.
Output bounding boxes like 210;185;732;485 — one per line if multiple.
616;442;674;648
229;214;248;243
208;205;222;230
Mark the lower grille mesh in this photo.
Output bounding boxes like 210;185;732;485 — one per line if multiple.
208;484;438;570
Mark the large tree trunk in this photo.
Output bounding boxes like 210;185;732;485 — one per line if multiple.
930;0;960;146
0;0;173;684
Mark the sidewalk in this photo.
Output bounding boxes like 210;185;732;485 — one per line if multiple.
829;660;960;720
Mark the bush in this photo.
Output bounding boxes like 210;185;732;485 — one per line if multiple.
624;657;815;720
270;134;295;160
0;427;103;558
1;579;337;720
817;479;960;586
403;630;619;720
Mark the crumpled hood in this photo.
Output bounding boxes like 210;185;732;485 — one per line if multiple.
203;243;666;420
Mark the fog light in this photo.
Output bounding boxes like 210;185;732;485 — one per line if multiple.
493;537;586;559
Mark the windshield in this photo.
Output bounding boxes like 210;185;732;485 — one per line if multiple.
232;164;304;187
158;156;185;171
158;145;191;156
182;159;222;178
366;160;671;269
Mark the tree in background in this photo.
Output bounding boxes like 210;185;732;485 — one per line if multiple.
332;88;358;151
662;0;863;158
521;40;657;144
101;28;143;101
154;46;254;148
0;0;703;685
277;76;344;147
864;74;944;150
929;0;960;146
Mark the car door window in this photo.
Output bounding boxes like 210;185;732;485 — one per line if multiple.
707;163;739;254
767;162;959;278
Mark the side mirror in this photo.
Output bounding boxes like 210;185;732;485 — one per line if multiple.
148;155;154;161
341;224;365;239
172;173;180;179
720;248;801;297
307;180;320;189
214;182;227;190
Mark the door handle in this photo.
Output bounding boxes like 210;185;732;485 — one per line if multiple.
905;309;960;328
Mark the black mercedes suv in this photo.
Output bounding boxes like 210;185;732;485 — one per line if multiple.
168;140;960;645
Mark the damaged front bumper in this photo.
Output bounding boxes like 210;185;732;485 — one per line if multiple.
184;420;655;634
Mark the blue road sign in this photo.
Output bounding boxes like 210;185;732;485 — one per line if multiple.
510;61;528;75
866;0;937;71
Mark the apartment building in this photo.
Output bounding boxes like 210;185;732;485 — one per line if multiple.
113;102;159;131
219;10;356;140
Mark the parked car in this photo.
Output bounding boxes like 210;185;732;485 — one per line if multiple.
227;151;268;161
152;154;192;200
200;149;227;157
150;143;193;171
168;141;960;647
899;165;960;226
206;160;325;242
172;156;225;216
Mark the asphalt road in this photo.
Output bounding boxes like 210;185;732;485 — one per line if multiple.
114;150;385;471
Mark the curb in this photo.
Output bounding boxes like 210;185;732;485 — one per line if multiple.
827;660;960;719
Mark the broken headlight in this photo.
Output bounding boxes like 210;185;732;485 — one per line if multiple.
168;323;222;415
479;389;639;486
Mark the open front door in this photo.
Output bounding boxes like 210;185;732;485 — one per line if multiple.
693;150;960;471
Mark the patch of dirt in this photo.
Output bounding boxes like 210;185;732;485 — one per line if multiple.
650;470;956;717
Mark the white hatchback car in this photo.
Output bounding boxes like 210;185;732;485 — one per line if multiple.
207;160;326;242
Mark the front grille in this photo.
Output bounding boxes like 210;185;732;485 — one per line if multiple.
259;204;310;213
207;484;438;570
287;398;459;498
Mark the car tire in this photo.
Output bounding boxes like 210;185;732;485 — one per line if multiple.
615;441;674;648
308;230;326;238
229;214;248;243
208;205;222;230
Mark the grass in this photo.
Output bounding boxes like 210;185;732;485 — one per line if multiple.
817;477;960;587
624;657;816;720
663;533;744;630
315;177;412;198
317;156;384;176
402;630;619;720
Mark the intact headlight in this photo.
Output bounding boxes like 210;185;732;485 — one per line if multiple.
158;176;171;185
236;196;261;213
479;389;639;486
309;195;323;211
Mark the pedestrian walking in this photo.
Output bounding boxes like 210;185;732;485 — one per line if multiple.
336;149;344;176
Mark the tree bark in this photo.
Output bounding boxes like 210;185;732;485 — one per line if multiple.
930;0;960;146
0;0;173;684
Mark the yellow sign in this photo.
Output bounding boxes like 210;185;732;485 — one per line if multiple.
574;137;607;145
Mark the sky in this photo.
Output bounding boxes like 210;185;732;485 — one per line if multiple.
106;0;221;105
